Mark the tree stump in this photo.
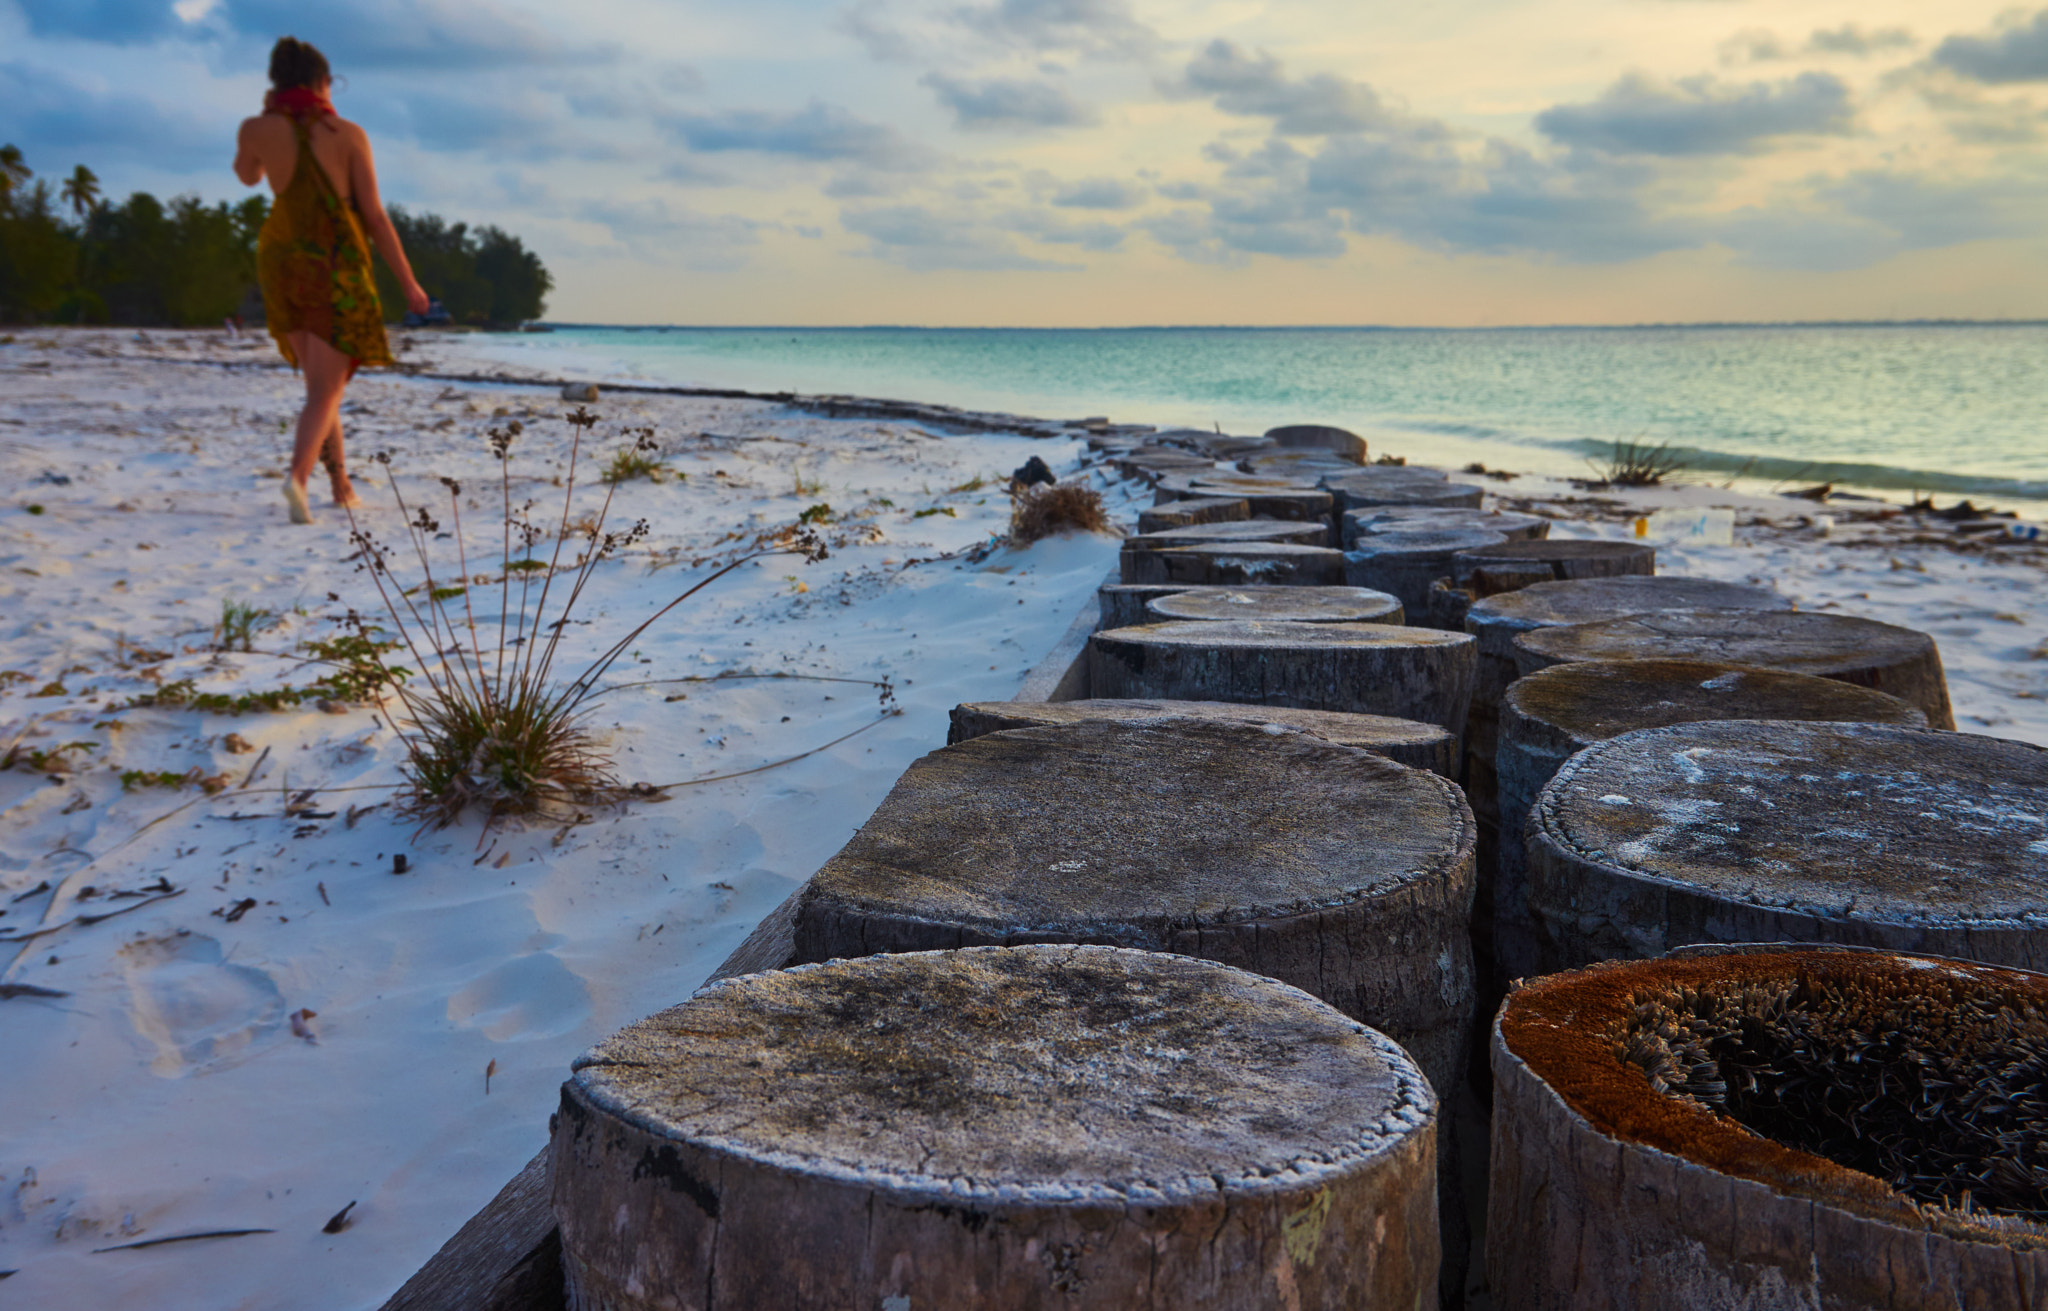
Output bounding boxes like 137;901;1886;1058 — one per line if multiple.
1135;496;1251;533
1343;507;1551;549
552;944;1441;1311
1146;584;1402;626
1088;620;1477;737
1491;661;1929;982
1120;542;1346;586
1322;475;1484;513
1241;453;1363;481
1489;946;2048;1311
1525;720;2048;972
1512;607;1956;729
947;697;1455;775
1125;519;1334;552
1462;576;1792;796
1097;583;1201;630
1343;529;1511;617
1450;539;1655;597
1116;449;1216;481
1187;478;1336;522
1425;579;1473;633
792;720;1476;1092
1266;423;1369;463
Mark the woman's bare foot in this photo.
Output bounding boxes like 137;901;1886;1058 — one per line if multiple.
283;479;315;525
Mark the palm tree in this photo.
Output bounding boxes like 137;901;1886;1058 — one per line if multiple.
60;165;100;221
0;144;30;209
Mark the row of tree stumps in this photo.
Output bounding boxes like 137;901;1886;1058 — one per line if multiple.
540;425;2048;1311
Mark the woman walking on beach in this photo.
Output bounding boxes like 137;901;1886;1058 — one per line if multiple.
234;36;430;524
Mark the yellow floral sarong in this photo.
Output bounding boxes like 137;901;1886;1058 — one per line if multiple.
256;115;391;376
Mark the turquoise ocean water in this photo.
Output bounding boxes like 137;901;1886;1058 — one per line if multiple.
466;324;2048;512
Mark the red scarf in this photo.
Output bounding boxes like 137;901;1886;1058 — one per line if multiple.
264;87;335;119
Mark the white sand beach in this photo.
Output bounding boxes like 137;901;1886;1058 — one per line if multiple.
0;328;1135;1309
1;327;2044;1309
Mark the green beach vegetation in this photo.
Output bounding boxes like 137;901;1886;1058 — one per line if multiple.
0;145;550;328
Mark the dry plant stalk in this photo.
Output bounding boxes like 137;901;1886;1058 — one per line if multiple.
342;407;826;831
1008;482;1108;545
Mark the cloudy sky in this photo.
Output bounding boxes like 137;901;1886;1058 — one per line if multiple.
5;0;2047;324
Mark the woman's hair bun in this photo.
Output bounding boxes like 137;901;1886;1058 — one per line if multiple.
269;36;332;91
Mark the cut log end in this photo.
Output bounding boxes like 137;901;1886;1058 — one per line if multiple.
1489;947;2048;1311
553;945;1440;1310
1527;719;2048;970
947;697;1455;775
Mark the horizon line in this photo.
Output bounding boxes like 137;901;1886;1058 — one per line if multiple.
531;317;2048;333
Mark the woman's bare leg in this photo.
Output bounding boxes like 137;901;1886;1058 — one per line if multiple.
320;412;361;507
286;331;351;523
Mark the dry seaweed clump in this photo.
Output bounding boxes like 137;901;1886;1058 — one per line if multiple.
1009;482;1108;545
1615;970;2048;1222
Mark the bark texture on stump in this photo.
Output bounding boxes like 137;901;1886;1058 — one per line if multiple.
1185;479;1336;522
1489;947;2048;1311
794;720;1476;1094
1526;720;2048;971
1343;508;1551;549
552;945;1441;1311
1342;529;1510;615
1512;606;1956;729
1135;496;1251;533
947;697;1456;775
1125;519;1333;551
1491;661;1929;982
1146;584;1403;625
1450;539;1654;597
1461;578;1794;835
1096;583;1201;630
1241;453;1360;481
1323;478;1485;513
1120;541;1346;586
1266;423;1369;463
1088;620;1477;736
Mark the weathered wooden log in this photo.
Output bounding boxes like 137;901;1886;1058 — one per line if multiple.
1266;422;1369;463
1451;538;1654;597
1489;945;2048;1311
1134;496;1251;533
1323;475;1484;513
1343;507;1551;548
552;944;1441;1311
792;720;1476;1095
1120;541;1346;586
1115;449;1215;481
1146;584;1403;625
1425;579;1472;632
1343;528;1511;617
1462;576;1793;807
1096;583;1201;630
947;697;1455;775
379;1148;562;1311
1512;606;1956;729
1525;720;2048;972
1240;453;1361;481
1187;478;1336;521
1124;518;1333;551
1491;661;1929;983
1152;471;1286;502
1088;619;1477;737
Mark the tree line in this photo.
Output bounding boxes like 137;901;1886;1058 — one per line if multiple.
0;145;552;328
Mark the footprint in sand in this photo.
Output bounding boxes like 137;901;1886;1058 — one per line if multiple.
120;932;285;1077
446;953;591;1043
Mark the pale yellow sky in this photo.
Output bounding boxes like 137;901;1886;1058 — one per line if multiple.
8;0;2046;324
